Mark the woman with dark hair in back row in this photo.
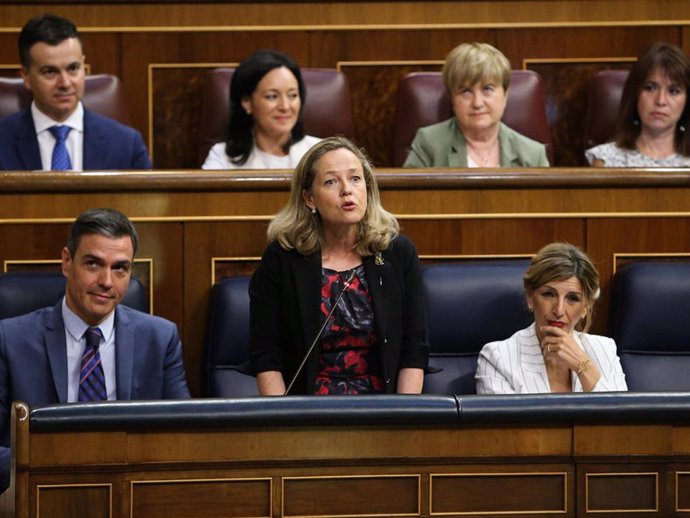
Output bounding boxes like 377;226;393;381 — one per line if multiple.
586;42;690;167
203;49;320;169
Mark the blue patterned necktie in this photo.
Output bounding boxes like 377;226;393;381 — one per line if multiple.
49;125;72;170
78;327;107;402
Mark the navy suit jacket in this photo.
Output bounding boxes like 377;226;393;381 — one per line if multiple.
0;108;152;170
0;302;190;492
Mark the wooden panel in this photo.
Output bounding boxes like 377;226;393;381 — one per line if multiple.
3;1;690;27
283;475;419;517
36;485;111;518
430;472;567;515
585;472;658;513
131;478;271;518
677;472;690;512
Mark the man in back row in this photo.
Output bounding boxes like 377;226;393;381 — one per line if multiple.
0;14;151;170
0;208;190;493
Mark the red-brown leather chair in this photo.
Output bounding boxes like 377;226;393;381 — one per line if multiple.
391;70;553;166
197;68;355;166
583;69;629;150
0;74;132;125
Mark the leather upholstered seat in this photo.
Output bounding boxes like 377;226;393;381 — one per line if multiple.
203;276;258;397
391;70;553;166
421;260;532;395
197;68;355;166
609;262;690;391
583;69;629;150
0;74;132;125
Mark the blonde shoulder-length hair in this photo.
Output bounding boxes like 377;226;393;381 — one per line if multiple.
267;136;399;256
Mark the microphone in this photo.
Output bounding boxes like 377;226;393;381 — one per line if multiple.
284;268;357;396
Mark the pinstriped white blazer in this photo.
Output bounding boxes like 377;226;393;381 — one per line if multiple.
475;323;628;394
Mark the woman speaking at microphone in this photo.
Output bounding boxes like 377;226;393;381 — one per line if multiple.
249;137;429;395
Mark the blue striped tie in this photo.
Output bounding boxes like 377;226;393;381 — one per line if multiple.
78;327;107;402
49;125;72;171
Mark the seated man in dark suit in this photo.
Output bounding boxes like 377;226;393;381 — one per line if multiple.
0;208;190;493
0;13;152;170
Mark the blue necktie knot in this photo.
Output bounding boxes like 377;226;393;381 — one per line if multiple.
49;125;72;170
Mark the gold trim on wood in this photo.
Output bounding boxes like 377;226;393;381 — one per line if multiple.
419;254;533;261
2;21;690;33
429;472;567;516
676;471;690;512
37;483;112;518
281;474;421;518
585;472;658;513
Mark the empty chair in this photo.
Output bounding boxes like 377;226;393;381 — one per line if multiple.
0;74;132;125
583;69;629;150
197;67;355;166
422;260;532;395
609;262;690;391
391;70;553;166
203;276;258;397
0;270;148;320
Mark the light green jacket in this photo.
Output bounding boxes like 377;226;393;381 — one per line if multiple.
403;118;549;168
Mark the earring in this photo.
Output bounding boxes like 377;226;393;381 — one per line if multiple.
528;307;534;313
633;118;640;127
680;124;686;133
311;207;317;215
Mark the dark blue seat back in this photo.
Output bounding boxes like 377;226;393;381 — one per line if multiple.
0;271;148;320
609;262;690;391
422;261;532;395
203;276;258;397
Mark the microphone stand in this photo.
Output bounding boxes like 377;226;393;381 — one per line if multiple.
284;269;356;395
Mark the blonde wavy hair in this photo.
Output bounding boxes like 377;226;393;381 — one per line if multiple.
267;136;399;256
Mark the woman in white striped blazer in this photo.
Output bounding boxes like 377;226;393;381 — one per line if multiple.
476;243;628;394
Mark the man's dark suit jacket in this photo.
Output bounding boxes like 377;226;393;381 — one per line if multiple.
249;234;429;395
0;302;190;492
0;108;152;170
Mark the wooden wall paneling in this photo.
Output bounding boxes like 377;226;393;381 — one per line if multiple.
398;218;585;256
183;220;269;395
4;1;690;28
0;34;19;69
81;33;122;79
134;222;184;328
36;484;112;518
130;478;272;518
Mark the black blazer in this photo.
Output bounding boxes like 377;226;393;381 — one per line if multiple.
249;234;429;394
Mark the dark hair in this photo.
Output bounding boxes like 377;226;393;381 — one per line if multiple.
19;13;82;69
67;208;138;257
616;42;690;156
225;49;306;166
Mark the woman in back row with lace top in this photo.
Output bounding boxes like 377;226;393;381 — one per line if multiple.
586;42;690;167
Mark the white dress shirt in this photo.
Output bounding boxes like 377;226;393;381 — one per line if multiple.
62;297;117;401
32;102;84;171
202;135;320;169
476;323;628;394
